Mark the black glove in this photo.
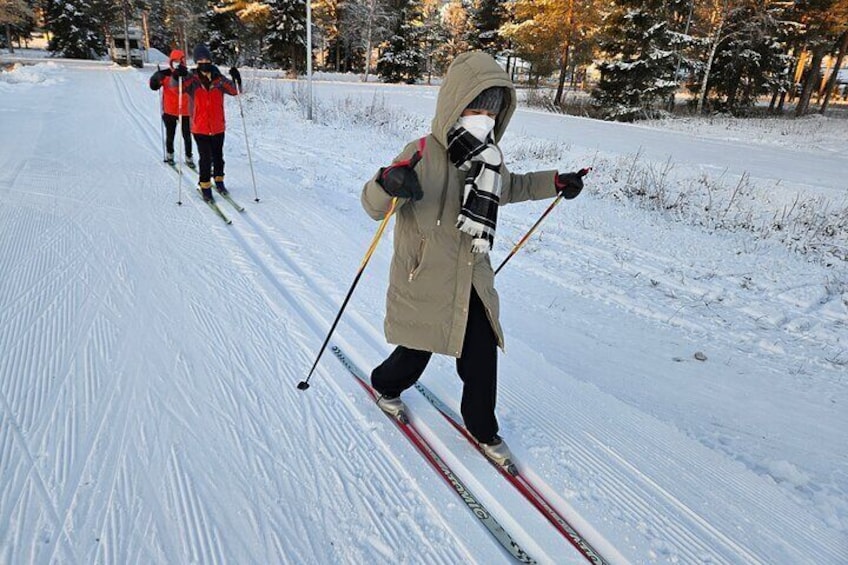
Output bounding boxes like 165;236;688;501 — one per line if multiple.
173;64;188;78
377;164;423;201
229;67;242;90
209;65;222;80
149;69;165;90
555;171;584;199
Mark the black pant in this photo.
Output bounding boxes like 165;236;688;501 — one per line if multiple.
371;288;499;443
193;133;225;185
162;114;192;157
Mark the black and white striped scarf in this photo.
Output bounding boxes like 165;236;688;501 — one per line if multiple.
447;126;502;253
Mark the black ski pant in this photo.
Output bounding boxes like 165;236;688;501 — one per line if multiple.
371;287;499;443
162;113;192;157
193;133;225;185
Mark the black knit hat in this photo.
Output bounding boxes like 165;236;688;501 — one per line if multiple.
466;87;505;113
193;44;212;62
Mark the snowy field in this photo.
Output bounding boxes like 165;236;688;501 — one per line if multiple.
0;59;846;564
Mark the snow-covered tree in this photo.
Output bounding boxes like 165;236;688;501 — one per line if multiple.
591;0;683;121
210;0;270;65
419;0;448;82
264;0;306;71
464;0;505;54
704;1;791;113
45;0;108;59
376;0;425;83
205;5;243;65
340;0;394;80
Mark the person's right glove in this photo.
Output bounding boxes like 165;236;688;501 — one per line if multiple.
555;171;585;199
377;164;423;201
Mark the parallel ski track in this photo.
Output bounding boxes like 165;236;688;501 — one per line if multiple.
112;71;564;560
113;70;485;563
111;69;820;564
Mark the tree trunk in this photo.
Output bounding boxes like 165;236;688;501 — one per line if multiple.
697;12;726;115
820;31;848;115
795;47;825;116
363;0;374;82
554;42;570;105
5;24;14;53
554;0;575;106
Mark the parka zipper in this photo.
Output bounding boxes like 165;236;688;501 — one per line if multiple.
436;160;449;226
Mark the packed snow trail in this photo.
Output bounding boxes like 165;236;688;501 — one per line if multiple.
0;61;518;564
1;60;845;563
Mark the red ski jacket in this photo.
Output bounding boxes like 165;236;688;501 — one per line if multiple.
176;71;239;136
149;69;190;117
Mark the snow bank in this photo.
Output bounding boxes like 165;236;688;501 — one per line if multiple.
0;61;65;91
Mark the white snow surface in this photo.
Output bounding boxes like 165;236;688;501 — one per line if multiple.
0;60;846;564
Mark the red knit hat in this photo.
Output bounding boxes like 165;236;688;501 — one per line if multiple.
169;49;185;64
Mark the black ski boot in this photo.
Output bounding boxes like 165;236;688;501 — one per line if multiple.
214;177;229;196
199;185;214;203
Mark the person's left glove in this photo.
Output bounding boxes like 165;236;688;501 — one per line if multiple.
209;65;223;80
173;64;189;78
555;171;585;199
229;67;242;90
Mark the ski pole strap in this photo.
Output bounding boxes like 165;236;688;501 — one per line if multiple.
385;136;426;171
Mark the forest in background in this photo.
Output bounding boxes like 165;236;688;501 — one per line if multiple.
2;0;847;119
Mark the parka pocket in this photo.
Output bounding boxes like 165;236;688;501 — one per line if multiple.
408;237;428;282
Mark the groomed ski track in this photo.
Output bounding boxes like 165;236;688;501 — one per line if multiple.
0;61;844;564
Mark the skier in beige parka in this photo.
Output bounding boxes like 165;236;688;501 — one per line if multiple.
361;51;585;469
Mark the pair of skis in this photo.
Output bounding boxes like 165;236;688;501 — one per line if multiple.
166;160;245;224
331;345;607;564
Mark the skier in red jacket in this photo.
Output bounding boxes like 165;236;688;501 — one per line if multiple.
173;44;240;203
149;49;194;168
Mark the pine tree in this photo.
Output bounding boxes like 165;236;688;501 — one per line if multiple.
376;0;425;83
205;5;244;65
45;0;107;59
264;0;306;70
706;2;790;113
591;0;682;121
465;0;505;54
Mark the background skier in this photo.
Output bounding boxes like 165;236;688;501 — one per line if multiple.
173;44;239;203
149;49;194;168
361;51;586;470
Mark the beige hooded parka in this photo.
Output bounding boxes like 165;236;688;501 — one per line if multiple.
361;51;559;357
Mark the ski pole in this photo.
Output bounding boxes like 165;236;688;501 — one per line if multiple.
176;76;184;205
494;167;591;276
157;64;166;162
298;197;399;391
234;81;260;202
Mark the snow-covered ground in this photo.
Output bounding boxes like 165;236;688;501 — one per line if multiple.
0;59;846;564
